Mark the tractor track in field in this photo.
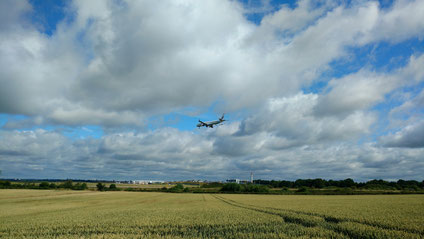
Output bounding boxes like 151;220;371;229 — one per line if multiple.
212;195;424;238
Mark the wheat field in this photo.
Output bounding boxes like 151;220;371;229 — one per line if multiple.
0;190;423;238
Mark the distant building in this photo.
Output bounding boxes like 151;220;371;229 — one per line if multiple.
239;180;251;184
226;179;240;184
128;180;165;184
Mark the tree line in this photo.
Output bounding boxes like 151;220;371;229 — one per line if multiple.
1;178;423;193
253;178;424;190
0;180;88;190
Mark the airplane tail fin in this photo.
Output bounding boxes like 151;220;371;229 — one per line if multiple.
220;113;225;121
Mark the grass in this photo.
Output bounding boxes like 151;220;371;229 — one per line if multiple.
0;189;423;238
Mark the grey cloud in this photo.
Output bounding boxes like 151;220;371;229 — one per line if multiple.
380;121;424;148
0;0;31;31
212;135;255;157
1;128;423;181
235;93;375;146
2;117;44;130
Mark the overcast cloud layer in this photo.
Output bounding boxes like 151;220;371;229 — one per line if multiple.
0;0;423;181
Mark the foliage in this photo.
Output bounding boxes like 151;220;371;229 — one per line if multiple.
255;178;424;190
39;182;50;189
168;183;184;192
296;186;309;193
109;184;118;190
73;183;88;190
221;183;242;192
221;183;270;193
60;180;74;189
201;182;224;188
1;178;423;195
0;180;12;188
96;183;106;191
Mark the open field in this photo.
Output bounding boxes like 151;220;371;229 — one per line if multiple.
0;190;423;238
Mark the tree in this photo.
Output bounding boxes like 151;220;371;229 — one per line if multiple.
244;184;270;193
109;184;117;190
341;178;355;187
296;186;309;193
0;180;11;188
39;182;50;189
279;180;294;188
96;183;105;191
61;180;73;189
73;183;88;190
168;183;184;192
311;179;325;188
221;183;242;192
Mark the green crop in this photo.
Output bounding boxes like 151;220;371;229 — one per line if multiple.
0;190;423;238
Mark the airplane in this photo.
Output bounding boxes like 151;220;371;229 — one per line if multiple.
197;114;226;128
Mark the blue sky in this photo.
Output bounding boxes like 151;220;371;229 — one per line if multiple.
0;0;423;181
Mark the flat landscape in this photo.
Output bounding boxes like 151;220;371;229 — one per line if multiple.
1;190;423;238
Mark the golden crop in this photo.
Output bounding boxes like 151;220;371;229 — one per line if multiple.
0;190;423;238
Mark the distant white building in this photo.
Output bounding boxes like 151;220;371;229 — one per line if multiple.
129;180;164;184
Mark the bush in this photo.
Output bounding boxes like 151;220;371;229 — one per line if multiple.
39;182;50;189
0;180;12;188
221;183;242;192
296;186;309;193
168;184;184;192
96;183;106;191
60;180;73;189
201;182;224;188
244;184;270;193
109;184;118;191
73;183;88;190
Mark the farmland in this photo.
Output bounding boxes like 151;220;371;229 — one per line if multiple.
0;190;423;238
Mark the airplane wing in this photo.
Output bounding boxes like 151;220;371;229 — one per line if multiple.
198;120;209;127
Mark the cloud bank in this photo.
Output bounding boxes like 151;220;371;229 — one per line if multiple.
0;0;423;180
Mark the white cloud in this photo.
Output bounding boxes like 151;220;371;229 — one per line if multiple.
314;54;424;117
1;0;424;127
1;0;424;180
368;0;424;43
314;71;395;117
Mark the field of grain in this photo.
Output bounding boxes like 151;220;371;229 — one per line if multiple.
0;190;423;238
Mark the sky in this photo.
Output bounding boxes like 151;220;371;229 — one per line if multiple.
0;0;423;181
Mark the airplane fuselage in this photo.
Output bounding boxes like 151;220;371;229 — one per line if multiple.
197;114;225;128
196;120;221;128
